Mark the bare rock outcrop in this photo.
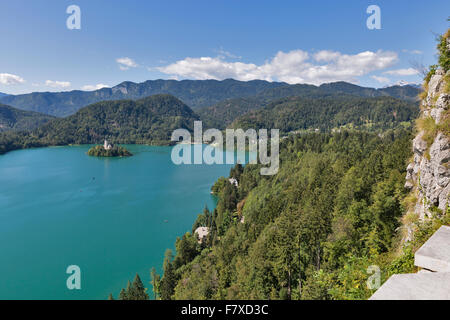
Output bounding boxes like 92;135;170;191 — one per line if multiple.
405;69;450;219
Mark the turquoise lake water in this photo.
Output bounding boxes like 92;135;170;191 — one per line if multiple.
0;145;241;299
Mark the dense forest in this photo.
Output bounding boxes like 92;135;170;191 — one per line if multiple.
231;95;418;133
0;103;54;132
0;94;199;155
197;97;266;129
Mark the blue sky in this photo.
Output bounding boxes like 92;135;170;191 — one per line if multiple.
0;0;449;94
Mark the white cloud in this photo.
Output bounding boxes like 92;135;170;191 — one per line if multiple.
45;80;71;88
116;57;138;70
402;49;423;55
371;75;390;83
0;73;25;85
157;49;398;85
383;68;419;76
81;83;109;91
216;48;242;59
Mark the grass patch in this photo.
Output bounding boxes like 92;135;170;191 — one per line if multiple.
418;78;428;101
432;94;439;105
424;65;438;85
437;29;450;72
443;73;450;94
410;209;450;251
438;111;450;137
416;117;438;147
418;89;428;101
403;193;418;213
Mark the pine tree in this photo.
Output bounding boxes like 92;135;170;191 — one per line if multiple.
150;267;161;300
118;288;128;300
107;293;115;300
125;280;132;297
130;273;149;300
159;249;177;300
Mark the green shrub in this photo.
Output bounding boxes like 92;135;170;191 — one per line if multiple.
438;108;450;137
424;64;438;84
386;247;416;276
437;29;450;72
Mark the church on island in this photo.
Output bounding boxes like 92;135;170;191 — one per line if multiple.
103;139;113;150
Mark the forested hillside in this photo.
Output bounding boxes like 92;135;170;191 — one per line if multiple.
147;130;423;300
231;96;418;133
0;94;198;154
0;103;54;132
197;97;264;129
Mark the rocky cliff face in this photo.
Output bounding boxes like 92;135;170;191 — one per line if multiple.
405;66;450;220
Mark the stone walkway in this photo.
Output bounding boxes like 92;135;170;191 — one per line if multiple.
370;226;450;300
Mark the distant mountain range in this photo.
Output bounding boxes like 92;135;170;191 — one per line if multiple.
197;82;421;129
0;92;9;98
0;79;421;117
0;103;54;132
0;79;284;117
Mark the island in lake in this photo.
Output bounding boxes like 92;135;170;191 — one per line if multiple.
87;140;132;157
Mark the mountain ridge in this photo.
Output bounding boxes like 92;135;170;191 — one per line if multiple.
0;79;421;117
0;103;54;132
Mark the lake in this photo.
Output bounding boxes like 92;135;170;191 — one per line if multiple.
0;145;242;299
